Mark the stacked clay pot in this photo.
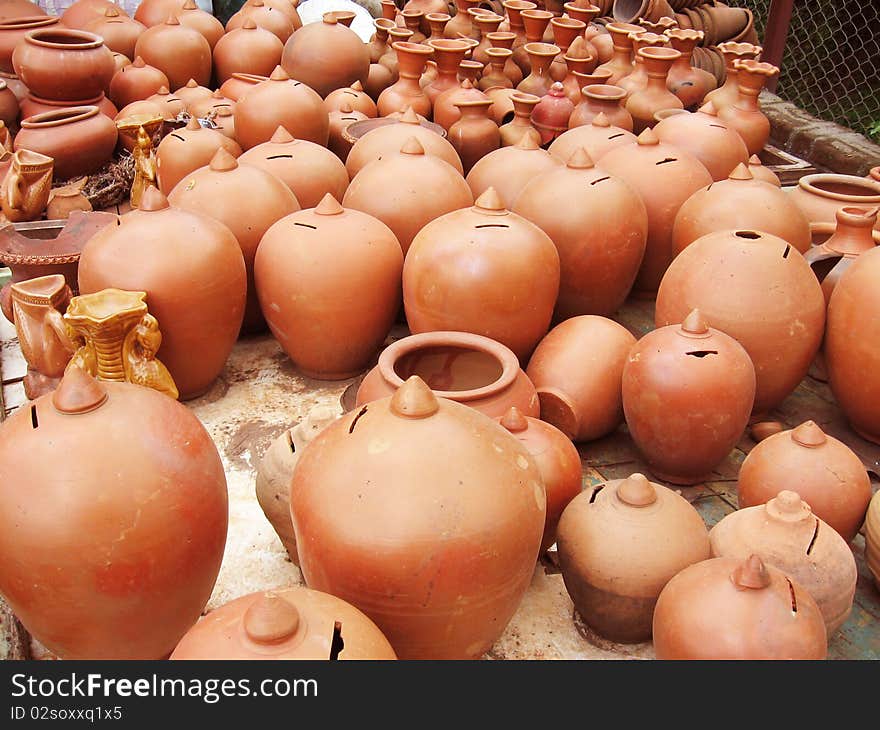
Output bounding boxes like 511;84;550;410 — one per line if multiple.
548;112;636;164
655;229;825;416
108;56;168;108
789;173;880;231
403;188;560;362
213;19;282;84
0;367;228;659
526;315;636;442
709;491;857;635
170;588;397;660
78;186;247;400
134;15;211;90
156;116;243;194
291;375;546;659
737;421;872;543
255;194;403;379
557;473;710;642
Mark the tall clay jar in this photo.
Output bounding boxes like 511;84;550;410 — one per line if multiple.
499;91;540;147
594;21;641;84
717;59;778;156
625;46;682;133
556;473;710;643
448;98;499;175
513;8;551;73
703;41;762;113
480;46;514;91
487;30;523;86
622;309;756;485
665;29;716;110
516;42;559;98
290;376;546;659
378;41;433;117
424;37;471;104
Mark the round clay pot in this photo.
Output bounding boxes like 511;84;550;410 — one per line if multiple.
78;186;247;400
557;473;710;642
526;315;636;441
234;65;329;149
433;77;488;131
175;0;224;50
173;77;212;109
328;102;367;160
480;46;514;92
134;0;183;27
747;153;780;186
0;15;58;74
702;40;762;113
186;89;234;119
0;0;48;21
227;0;294;43
15;105;117;179
652;555;827;659
156;117;243;194
344;136;472;255
19;90;116;119
291;375;546;659
403;188;560;361
665;28;716;110
594;21;640;84
710;490;857;635
145;85;186;120
548;111;636;162
513;146;648;319
867;491;880;591
498;406;581;553
133;16;211;91
0;367;228;659
170;588;397;660
281;14;369;98
671;163;812;255
531;81;574;146
622;309;756;484
716;58;777;155
60;0;121;29
12;27;115;101
356;330;540;417
324;81;377;118
238;125;348;208
448;97;499;174
788;173;880;231
377;41;433;117
219;71;268;101
255;195;403;379
84;6;144;59
655;229;826;416
213;19;283;84
108;55;168;108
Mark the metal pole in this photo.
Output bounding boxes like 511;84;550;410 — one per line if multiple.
761;0;795;93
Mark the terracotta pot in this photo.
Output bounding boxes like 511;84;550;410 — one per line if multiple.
487;30;523;86
0;0;46;21
715;58;776;155
134;0;183;27
377;41;433;117
175;0;224;50
83;6;144;59
448;97;499;174
496;91;537;146
516;41;558;97
557;473;709;642
227;0;294;43
530;81;573;145
653;555;827;659
549;112;634;163
615;30;668;100
187;89;234;119
867;491;880;591
108;55;168;108
344;136;471;255
155;117;242;194
377;26;413;79
254;194;402;378
234;66;329;149
702;41;762;113
78;186;247;400
0;76;15;122
652;101;748;180
569;83;633;131
327;102;367;160
368;17;394;63
624;46;681;133
526;315;636;441
512;8;551;72
559;38;599;104
356;330;540;417
807;206;879;304
622;309;755;484
0;367;228;659
502;0;536;61
133;16;210;91
170;587;397;660
60;0;120;29
404;188;560;361
206;105;236;140
218;71;268;101
424;11;450;42
365;61;395;100
324;81;378;118
594;21;640;83
144;85;186;120
672;163;811;255
19;90;116;119
747;152;780;186
213;19;283;84
432;77;486;130
655;229;825;416
470;12;504;68
665;28;716;110
12;27;115;102
291;375;545;659
260;0;302;31
406;0;448;35
549;15;586;83
424;37;471;104
445;0;481;40
15;105;116;180
173;77;212;109
0;15;57;74
789;173;880;231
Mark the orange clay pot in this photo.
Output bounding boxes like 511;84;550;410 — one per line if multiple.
133;16;211;90
548;111;636;162
156;116;242;194
108;56;168;108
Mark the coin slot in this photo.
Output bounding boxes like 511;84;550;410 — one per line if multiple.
349;406;368;434
589;485;604;504
734;230;761;239
266;154;294;160
329;621;344;660
293;223;317;230
685;350;718;358
590;176;610;186
608;133;626;140
786;578;797;613
474;224;510;229
655;157;677;165
806;518;819;556
782;244;791;259
30;404;38;429
170;133;185;142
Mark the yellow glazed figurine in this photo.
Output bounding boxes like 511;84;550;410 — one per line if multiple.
0;150;53;223
116;114;163;209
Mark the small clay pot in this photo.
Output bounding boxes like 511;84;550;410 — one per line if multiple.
133;16;211;90
0;15;59;74
213;19;283;84
594;21;640;84
570;83;633;132
227;0;294;43
84;6;145;60
173;77;212;109
788;173;880;231
516;41;559;97
377;40;433;117
108;56;168;109
448;97;499;175
557;473;710;642
624;46;682;133
156;116;243;194
548;112;636;162
175;0;224;50
324;81;377;118
615;30;668;100
717;58;777;155
487;30;523;86
498;91;539;147
424;37;472;104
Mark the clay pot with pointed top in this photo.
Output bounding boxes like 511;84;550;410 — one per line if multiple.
234;66;329;149
0;366;228;659
173;78;212;109
59;0;119;30
227;0;294;43
498;91;539;147
513;147;648;319
255;194;402;378
187;89;234;119
213;19;283;84
448;97;499;174
156;117;243;194
747;153;780;186
404;188;560;361
144;85;186;120
549;112;636;162
324;81;378;118
219;71;268;101
433;77;487;131
133;16;211;90
83;7;145;60
557;473;710;642
569;83;633;131
291;375;545;659
655;229;825;416
78;187;247;399
702;41;762;113
622;310;755;484
530;82;573;146
175;0;224;49
560;40;598;105
108;56;168;108
328;103;368;160
594;22;640;84
134;0;181;28
377;41;433;117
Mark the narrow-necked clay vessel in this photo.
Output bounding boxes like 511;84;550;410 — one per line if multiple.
594;21;640;84
526;315;636;441
665;28;716;110
737;421;871;543
479;44;513;92
710;491;857;634
498;91;540;147
788;173;880;231
516;41;559;97
615;30;668;100
291;376;545;659
108;55;168;108
622;309;756;484
78;186;247;400
324;81;378;118
671;163;811;255
513;147;647;319
255;194;403;379
498;406;581;553
557;473;710;642
867;491;880;591
448;98;499;174
625;46;682;134
377;40;433;117
156;116;243;194
469;11;503;68
424;37;472;103
487;29;523;85
133;15;211;90
170;588;397;660
0;367;228;659
717;58;777;155
175;0;224;49
560;40;600;105
377;26;413;78
84;6;144;60
702;41;762;113
403;188;560;361
570;83;633;131
548;111;636;162
655;229;826;416
213;18;283;84
652;555;827;659
355;330;540;418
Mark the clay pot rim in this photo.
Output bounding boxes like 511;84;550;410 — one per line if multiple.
486;31;516;41
523;41;560;57
391;40;434;55
809;221;880;247
374;17;396;30
797;173;880;203
653;107;688;122
25;91;107;107
584;83;626;101
0;16;59;30
502;0;539;9
20;105;103;128
24;28;105;50
427;38;473;52
377;331;521;401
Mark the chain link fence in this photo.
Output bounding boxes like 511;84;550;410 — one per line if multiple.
727;0;880;142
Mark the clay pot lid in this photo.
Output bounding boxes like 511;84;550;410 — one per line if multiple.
314;193;345;216
790;420;827;448
52;366;109;415
765;490;812;524
209;147;239;172
500;406;529;433
243;592;301;643
139;185;171;212
390;375;440;419
566;147;594;169
730;554;771;590
616;473;658;507
472;187;509;217
677;308;713;340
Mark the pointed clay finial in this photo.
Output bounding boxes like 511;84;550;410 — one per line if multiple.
591;112;611;128
133;56;146;68
186;79;198;89
183;0;198;8
515;130;541;151
165;14;180;25
351;80;364;92
636;128;659;145
52;366;109;415
400;136;425;156
473;187;507;215
243;592;300;644
791;420;827;448
157;85;170;95
390;376;440;419
566;147;594;169
270;126;295;143
731;554;771;590
616;473;657;507
104;6;120;17
500;406;529;433
185;116;201;131
680;308;709;335
209;147;239;172
728;162;753;181
568;36;589;59
461;78;474;90
314;193;344;216
339;101;354;114
697;100;717;116
400;107;421;124
748;154;763;165
549;81;565;96
138;185;170;212
270;66;289;81
243;17;257;29
766;490;812;524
